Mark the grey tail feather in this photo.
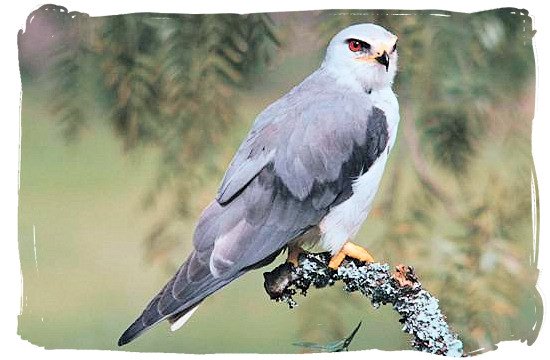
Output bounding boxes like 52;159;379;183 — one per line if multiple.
118;278;175;346
118;301;200;346
118;317;151;346
117;277;221;347
117;247;284;347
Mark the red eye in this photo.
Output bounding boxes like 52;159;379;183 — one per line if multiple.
348;40;362;52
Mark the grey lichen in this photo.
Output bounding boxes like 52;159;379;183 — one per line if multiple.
263;252;464;357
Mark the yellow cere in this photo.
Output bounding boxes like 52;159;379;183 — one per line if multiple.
354;36;398;62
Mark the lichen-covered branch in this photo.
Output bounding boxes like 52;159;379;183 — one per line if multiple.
263;252;464;357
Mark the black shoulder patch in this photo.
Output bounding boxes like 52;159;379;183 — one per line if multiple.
327;106;389;209
265;106;389;214
363;107;389;174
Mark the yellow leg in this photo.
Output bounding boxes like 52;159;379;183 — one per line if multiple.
287;245;306;267
328;241;375;269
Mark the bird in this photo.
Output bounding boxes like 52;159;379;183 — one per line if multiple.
118;23;400;346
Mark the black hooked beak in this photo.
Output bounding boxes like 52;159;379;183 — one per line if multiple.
375;51;390;72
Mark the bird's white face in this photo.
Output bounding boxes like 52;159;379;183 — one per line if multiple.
323;24;398;92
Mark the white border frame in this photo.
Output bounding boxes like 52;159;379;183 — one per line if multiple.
2;1;548;359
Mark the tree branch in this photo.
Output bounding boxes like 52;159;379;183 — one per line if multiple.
263;252;464;357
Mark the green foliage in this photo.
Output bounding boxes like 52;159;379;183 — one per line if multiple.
422;107;473;172
40;7;90;141
20;6;279;259
95;15;162;150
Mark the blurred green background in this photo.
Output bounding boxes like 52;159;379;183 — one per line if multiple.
17;5;540;355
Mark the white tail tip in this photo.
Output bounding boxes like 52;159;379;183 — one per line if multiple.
170;305;200;332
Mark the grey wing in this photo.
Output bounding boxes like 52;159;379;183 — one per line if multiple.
197;96;390;279
216;117;278;205
119;84;389;346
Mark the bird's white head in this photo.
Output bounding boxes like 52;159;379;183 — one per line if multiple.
323;23;398;92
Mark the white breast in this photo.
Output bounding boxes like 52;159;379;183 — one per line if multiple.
319;87;399;254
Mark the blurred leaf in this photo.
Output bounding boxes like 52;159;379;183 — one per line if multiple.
293;321;362;352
